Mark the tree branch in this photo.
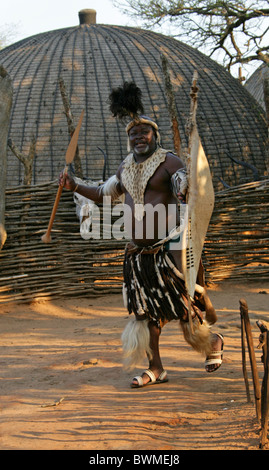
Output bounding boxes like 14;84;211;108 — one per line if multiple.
114;0;269;75
8;136;36;185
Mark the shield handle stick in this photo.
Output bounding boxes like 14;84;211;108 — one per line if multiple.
41;109;84;244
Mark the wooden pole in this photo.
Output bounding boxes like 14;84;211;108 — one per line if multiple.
0;66;13;250
239;298;261;421
263;77;269;174
161;54;181;157
240;309;251;403
59;77;83;178
260;330;269;448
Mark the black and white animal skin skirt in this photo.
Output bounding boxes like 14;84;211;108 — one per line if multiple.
122;241;203;326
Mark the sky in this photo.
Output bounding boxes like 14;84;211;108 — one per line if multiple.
1;0;136;43
0;0;262;79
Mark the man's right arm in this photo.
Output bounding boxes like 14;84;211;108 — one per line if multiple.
60;172;123;203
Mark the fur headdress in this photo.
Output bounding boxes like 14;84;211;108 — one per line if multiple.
108;82;161;146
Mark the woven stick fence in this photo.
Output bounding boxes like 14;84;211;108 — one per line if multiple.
203;179;269;283
0;178;268;304
0;181;126;303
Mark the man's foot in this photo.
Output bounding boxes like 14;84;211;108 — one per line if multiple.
205;333;224;373
131;369;168;388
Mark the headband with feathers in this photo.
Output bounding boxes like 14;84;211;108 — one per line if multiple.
109;82;144;120
108;82;160;142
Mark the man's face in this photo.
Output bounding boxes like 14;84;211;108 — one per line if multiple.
128;124;156;157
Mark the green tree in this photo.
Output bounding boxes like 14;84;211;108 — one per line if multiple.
114;0;269;77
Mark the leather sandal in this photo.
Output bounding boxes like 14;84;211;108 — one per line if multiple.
131;369;168;388
205;333;224;373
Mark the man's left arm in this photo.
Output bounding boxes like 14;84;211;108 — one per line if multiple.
166;152;187;203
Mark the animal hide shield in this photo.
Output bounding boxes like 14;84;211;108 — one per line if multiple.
182;73;215;299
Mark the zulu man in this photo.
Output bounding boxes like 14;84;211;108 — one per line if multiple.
59;82;223;388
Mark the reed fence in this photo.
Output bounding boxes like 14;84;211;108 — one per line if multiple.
0;179;268;303
203;179;269;283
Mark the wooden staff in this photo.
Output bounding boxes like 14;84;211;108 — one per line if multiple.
41;109;84;243
239;298;261;421
260;330;269;448
240;309;251;403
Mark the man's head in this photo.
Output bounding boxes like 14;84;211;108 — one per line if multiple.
108;82;161;154
128;123;156;157
126;115;161;155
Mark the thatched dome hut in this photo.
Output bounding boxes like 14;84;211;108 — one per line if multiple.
245;63;269;112
0;9;268;189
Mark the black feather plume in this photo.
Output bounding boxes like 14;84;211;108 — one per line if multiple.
109;82;144;120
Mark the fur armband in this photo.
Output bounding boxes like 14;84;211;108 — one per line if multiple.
171;168;188;199
101;175;121;200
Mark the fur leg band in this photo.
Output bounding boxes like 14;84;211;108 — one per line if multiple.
180;318;212;357
121;317;152;370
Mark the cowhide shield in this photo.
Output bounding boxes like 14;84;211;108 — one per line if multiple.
182;73;215;299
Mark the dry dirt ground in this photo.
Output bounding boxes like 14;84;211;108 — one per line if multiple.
1;280;269;453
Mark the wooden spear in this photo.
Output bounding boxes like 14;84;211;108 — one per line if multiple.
41;109;84;243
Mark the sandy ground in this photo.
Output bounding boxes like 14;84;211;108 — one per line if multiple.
1;280;269;452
